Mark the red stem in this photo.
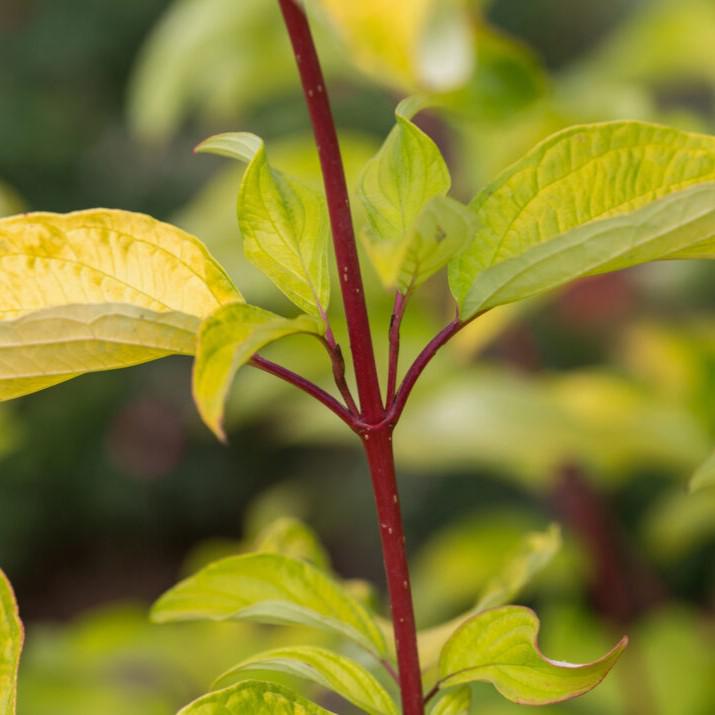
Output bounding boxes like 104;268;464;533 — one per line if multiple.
386;292;408;406
277;0;382;423
362;427;425;715
277;2;425;711
250;355;354;428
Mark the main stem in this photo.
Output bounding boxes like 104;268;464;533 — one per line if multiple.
277;2;424;712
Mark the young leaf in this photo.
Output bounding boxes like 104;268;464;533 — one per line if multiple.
0;209;240;320
458;182;715;317
192;303;323;440
213;645;398;715
177;680;336;715
151;552;388;658
429;687;471;715
690;451;715;492
449;121;715;316
357;99;451;288
438;606;628;705
418;523;561;666
397;196;477;292
196;133;330;318
255;517;331;572
0;305;198;401
0;570;23;715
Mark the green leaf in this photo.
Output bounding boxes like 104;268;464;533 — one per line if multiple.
0;304;198;401
177;680;336;715
429;687;471;715
192;303;323;440
213;645;398;715
690;451;715;492
438;606;627;705
418;523;561;666
196;133;330;318
449;121;715;317
0;570;23;715
357;99;451;288
151;553;388;657
397;196;477;292
457;182;715;317
255;517;331;572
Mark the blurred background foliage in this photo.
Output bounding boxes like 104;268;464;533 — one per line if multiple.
1;0;715;712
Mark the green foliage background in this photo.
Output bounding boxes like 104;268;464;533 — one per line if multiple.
1;0;715;712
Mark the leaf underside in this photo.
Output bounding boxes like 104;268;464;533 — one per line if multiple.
150;552;388;658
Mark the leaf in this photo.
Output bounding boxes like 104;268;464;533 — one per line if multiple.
177;680;336;715
0;304;198;401
449;121;715;316
357;99;451;288
213;645;398;715
690;451;715;492
192;303;323;440
429;687;471;715
311;0;473;92
438;606;628;705
0;209;240;321
196;133;330;318
418;523;561;667
397;197;477;292
0;570;23;715
457;182;715;317
151;553;388;657
255;517;331;571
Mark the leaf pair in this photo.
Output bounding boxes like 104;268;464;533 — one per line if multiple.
357;99;476;293
152;540;398;715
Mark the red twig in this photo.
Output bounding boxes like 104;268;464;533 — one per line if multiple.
250;355;354;428
386;292;408;407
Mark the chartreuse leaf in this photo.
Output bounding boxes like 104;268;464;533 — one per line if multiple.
151;553;388;658
691;451;715;492
0;209;240;399
255;517;331;571
312;0;473;92
192;303;323;440
178;680;336;715
438;606;628;705
458;183;715;318
213;645;398;715
429;687;471;715
196;134;330;318
418;523;561;667
0;570;23;715
357;99;451;288
449;121;715;318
